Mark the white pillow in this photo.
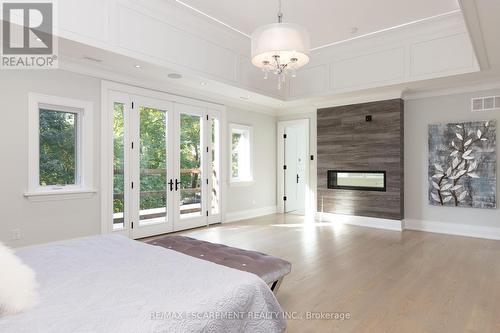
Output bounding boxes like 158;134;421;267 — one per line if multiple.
0;243;39;315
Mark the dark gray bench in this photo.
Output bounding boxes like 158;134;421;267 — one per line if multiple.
146;235;291;293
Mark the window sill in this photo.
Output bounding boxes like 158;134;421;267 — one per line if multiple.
229;180;255;187
24;189;97;202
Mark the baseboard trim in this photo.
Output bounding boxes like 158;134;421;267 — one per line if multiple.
404;219;500;240
316;212;404;231
224;206;277;223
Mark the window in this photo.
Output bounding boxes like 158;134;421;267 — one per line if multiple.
26;93;94;199
230;124;253;184
39;109;78;186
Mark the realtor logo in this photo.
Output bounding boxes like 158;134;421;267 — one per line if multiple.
1;0;58;69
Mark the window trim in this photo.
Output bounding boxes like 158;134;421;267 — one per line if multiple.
26;93;95;199
229;123;254;185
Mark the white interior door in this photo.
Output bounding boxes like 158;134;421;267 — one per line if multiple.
285;126;299;212
109;91;222;238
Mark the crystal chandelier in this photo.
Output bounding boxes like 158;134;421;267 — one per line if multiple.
251;0;310;89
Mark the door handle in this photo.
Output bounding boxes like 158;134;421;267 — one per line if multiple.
297;174;300;184
168;179;174;192
175;179;181;191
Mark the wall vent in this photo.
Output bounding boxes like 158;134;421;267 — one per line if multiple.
471;96;500;112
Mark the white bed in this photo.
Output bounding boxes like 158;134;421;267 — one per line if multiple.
0;235;286;333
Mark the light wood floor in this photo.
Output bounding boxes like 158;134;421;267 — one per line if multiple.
176;214;500;333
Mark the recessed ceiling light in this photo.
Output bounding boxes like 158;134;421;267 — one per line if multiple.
168;73;182;79
82;56;103;63
200;81;207;86
134;64;141;68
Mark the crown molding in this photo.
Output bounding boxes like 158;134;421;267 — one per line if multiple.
276;88;404;116
403;78;500;100
458;0;490;70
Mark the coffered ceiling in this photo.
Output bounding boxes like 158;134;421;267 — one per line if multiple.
47;0;500;113
174;0;460;49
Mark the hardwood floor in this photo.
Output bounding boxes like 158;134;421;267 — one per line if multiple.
176;214;500;333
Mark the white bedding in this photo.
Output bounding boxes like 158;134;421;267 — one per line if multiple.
0;235;286;333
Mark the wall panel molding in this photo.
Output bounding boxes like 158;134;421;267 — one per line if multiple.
55;1;479;102
330;47;405;91
409;33;477;78
289;11;479;100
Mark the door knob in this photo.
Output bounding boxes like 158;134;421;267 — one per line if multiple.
175;179;181;191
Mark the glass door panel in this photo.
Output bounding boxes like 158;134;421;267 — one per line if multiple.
210;116;220;215
139;106;168;226
130;96;174;239
108;90;222;237
179;113;203;218
113;102;125;230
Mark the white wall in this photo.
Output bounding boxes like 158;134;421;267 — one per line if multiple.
0;70;102;247
405;89;500;231
225;108;277;215
279;89;500;239
0;70;277;247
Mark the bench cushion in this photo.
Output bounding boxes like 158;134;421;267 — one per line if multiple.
147;236;291;285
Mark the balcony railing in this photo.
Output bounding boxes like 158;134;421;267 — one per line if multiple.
113;167;218;224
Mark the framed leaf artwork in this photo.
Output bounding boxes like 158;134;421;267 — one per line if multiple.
428;120;496;208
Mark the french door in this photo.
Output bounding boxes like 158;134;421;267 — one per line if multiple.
109;91;222;239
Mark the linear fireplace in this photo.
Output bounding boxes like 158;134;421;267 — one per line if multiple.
327;170;386;191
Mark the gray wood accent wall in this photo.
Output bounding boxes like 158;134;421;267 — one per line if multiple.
317;99;404;220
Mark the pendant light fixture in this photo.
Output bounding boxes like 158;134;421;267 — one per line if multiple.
251;0;310;89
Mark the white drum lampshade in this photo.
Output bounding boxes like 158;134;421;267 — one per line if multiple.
251;22;310;70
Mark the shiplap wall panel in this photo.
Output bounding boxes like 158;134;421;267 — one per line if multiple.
317;99;404;220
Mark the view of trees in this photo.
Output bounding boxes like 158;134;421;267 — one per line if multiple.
231;132;241;178
139;107;168;213
179;114;202;206
113;103;125;215
39;110;77;186
40;104;216;220
112;106;203;215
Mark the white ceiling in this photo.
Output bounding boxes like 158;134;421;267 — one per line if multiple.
176;0;460;49
56;0;500;114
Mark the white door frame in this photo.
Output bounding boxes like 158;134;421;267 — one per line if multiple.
277;119;310;215
101;81;226;236
130;95;175;239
